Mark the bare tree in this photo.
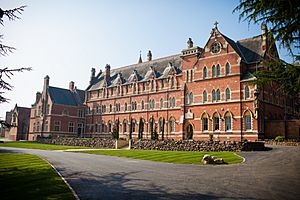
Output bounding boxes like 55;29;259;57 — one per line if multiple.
0;6;31;127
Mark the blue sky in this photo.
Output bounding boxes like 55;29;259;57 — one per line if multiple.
0;0;293;118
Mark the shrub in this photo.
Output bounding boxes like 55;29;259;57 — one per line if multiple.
275;136;285;142
242;138;248;142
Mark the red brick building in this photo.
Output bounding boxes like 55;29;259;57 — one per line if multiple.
4;104;30;140
29;76;85;140
85;24;297;141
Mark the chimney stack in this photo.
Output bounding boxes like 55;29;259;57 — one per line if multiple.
187;38;193;48
90;68;96;85
261;23;268;51
147;50;152;61
69;81;75;91
43;75;49;92
105;64;111;82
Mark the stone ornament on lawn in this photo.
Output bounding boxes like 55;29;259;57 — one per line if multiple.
202;154;224;164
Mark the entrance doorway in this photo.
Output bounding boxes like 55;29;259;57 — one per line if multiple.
184;123;193;140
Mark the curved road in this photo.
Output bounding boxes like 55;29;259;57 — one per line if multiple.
1;145;299;200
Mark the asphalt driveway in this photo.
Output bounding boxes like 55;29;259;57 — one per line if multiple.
1;145;299;200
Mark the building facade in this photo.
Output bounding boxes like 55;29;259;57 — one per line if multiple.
4;104;31;140
29;76;85;140
83;24;297;142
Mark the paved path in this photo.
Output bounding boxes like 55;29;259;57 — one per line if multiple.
1;145;299;200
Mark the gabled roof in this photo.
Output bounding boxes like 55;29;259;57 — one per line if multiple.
237;35;264;63
48;86;85;106
88;54;182;91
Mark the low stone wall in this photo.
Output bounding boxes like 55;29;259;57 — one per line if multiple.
264;140;300;146
38;137;115;149
131;140;265;151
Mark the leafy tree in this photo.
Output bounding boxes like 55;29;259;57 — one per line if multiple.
0;6;31;127
234;0;300;98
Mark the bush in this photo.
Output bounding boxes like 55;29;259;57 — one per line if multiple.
275;136;285;142
242;138;248;142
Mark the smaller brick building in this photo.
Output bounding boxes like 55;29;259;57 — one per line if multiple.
4;104;31;140
29;76;85;140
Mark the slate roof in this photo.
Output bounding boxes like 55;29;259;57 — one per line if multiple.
222;33;264;64
88;54;182;91
48;86;85;106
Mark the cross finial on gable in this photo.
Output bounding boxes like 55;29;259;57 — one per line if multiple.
214;21;218;29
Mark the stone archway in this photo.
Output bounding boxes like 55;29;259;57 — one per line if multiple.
184;122;194;140
138;118;145;139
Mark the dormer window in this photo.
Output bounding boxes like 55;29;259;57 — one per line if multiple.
211;41;221;54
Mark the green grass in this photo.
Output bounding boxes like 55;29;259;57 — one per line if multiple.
0;141;90;150
78;149;243;165
0;153;76;200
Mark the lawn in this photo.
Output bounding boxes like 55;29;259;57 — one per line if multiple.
0;153;76;200
0;141;90;150
77;149;243;165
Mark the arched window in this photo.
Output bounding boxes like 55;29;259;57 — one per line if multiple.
226;88;231;101
244;111;252;130
245;86;250;99
124;103;127;111
160;98;164;108
225;62;230;75
161;79;164;88
213;113;220;131
212;65;216;77
201;113;209;131
141;101;144;110
169;98;172;108
203;91;207;103
172;97;176;107
169;118;175;133
203;67;208;79
108;121;112;133
123;120;127;133
109;104;112;112
217;64;220;77
225;112;232;131
216;89;221;101
212;90;216;102
131;120;136;132
189;92;193;104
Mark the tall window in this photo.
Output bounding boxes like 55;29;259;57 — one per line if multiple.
160;98;164;108
125;103;127;111
171;77;174;88
225;62;230;75
133;84;136;94
245;112;252;130
186;70;189;82
169;118;175;133
189;92;193;104
152;100;155;109
245;86;250;99
36;122;39;132
68;122;74;132
212;65;216;77
172;97;176;107
54;121;60;131
131;121;136;132
126;85;128;93
225;112;232;131
213;113;220;131
141;101;144;110
108;122;112;133
109;104;112;112
143;82;146;91
216;89;221;101
202;117;208;131
161;79;164;88
78;109;83;117
169;98;172;108
151;80;154;91
203;91;207;103
190;70;193;81
45;120;48;131
46;104;50;115
217;64;220;77
226;88;231;101
212;90;216;102
203;67;208;79
123;120;127;133
33;123;36;132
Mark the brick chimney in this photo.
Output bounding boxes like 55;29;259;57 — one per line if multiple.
90;68;96;85
147;50;152;61
43;75;49;95
261;23;268;51
105;64;111;82
69;81;75;91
